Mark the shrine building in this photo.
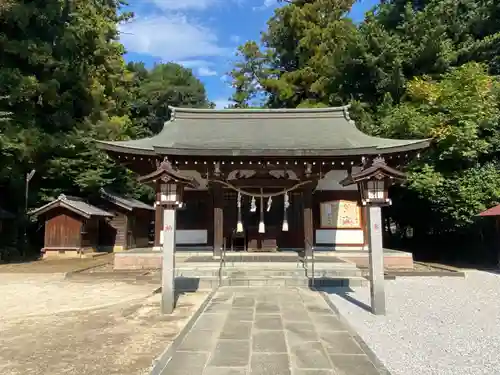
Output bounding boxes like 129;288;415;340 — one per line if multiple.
97;106;429;260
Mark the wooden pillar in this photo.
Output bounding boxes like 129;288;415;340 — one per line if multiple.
154;180;163;250
303;186;314;258
213;183;223;258
361;205;369;250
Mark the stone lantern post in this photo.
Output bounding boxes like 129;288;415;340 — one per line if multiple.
341;157;405;315
139;158;199;314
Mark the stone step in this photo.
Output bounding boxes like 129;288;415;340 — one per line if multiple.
174;275;368;291
176;262;358;269
175;268;363;278
221;276;368;288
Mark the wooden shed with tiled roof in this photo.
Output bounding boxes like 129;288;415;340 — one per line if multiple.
93;188;154;251
31;194;113;258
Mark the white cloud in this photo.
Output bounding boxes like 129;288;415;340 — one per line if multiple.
119;15;230;61
197;67;218;76
253;0;276;11
176;60;213;68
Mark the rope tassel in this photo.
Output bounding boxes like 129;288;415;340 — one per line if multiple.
250;196;256;212
258;194;265;233
236;192;243;233
282;192;289;232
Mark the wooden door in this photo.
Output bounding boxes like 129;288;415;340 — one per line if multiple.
45;211;81;248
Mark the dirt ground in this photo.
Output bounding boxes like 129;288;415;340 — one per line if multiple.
0;273;208;375
0;253;114;273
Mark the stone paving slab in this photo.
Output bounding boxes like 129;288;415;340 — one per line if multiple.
160;287;388;375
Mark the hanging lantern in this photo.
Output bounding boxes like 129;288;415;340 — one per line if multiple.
282;192;289;232
258;195;265;233
236;192;243;233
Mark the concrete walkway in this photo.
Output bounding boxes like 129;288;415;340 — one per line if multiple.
161;287;388;375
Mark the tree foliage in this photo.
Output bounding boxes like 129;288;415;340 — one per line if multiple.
130;63;212;134
0;0;211;255
230;0;500;241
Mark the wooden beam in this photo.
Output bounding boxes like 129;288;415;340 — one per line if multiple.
228;179;300;188
154;180;163;249
303;185;315;258
212;183;224;258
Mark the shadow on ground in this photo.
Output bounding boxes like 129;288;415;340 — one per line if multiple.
316;286;372;313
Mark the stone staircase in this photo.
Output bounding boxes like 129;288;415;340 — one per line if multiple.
174;257;368;291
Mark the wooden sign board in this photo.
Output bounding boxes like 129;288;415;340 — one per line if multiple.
320;200;361;229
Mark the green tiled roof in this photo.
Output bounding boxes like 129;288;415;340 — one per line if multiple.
96;106;430;157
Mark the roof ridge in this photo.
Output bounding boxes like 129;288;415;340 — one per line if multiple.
59;194;86;202
169;105;350;115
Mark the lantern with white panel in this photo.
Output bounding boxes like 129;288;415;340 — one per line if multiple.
160;182;184;207
139;158;198;314
341;156;405;316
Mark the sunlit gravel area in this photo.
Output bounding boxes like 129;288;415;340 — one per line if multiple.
0;273;157;320
326;270;500;375
0;273;208;375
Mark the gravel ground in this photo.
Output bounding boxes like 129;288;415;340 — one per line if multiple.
326;270;500;375
0;254;113;273
0;273;208;375
0;273;157;320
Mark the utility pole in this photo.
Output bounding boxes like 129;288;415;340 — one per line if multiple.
23;169;36;257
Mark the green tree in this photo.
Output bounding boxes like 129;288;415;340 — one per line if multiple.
132;63;212;134
0;0;143;220
230;0;358;108
383;63;500;232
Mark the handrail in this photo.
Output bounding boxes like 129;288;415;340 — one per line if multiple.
304;237;315;288
218;237;227;285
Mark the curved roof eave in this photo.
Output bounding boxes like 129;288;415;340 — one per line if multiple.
95;140;156;156
96;139;430;157
375;139;432;152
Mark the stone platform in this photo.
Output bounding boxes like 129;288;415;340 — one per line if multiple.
159;287;389;375
114;248;413;270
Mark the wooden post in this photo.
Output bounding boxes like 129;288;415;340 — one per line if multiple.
154;180;163;250
361;205;369;250
303;186;314;258
213;183;223;258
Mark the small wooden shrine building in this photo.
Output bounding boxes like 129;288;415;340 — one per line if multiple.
31;194;113;258
31;191;154;257
97;106;430;257
94;188;154;251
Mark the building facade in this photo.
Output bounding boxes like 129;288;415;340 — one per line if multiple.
97;106;429;257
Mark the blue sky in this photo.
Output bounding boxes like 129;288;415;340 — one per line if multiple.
120;0;379;108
